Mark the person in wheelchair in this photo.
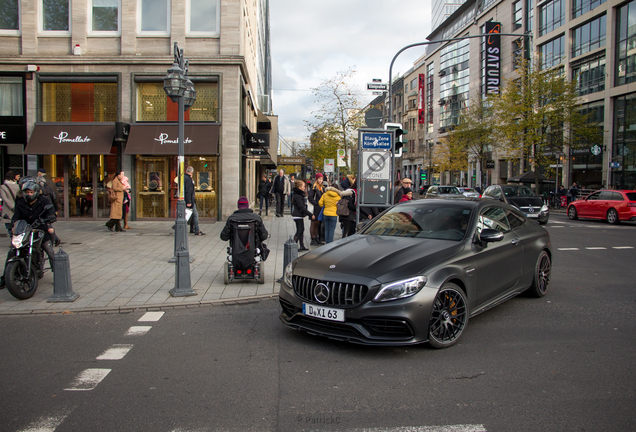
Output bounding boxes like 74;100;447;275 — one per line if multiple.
220;196;269;282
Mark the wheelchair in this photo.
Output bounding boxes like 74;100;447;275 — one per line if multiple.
223;219;266;284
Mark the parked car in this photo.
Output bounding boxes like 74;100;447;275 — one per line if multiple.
419;185;430;195
567;189;636;224
424;185;463;199
458;187;480;198
482;184;549;224
279;199;552;347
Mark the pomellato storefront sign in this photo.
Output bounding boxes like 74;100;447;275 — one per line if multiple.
25;123;117;155
485;21;501;95
125;123;220;155
53;132;92;144
154;133;193;145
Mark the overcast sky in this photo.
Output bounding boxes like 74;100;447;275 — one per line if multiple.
269;0;433;149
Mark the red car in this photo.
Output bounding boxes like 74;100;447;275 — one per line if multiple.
567;190;636;224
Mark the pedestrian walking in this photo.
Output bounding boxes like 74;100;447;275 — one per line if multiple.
271;169;290;217
308;173;325;245
399;188;413;202
258;174;271;216
318;184;342;244
340;176;371;238
121;173;132;229
185;166;205;235
0;170;20;237
567;182;579;204
291;179;314;251
288;174;296;209
105;171;124;232
394;178;412;203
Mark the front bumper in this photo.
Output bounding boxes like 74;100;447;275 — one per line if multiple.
278;280;437;346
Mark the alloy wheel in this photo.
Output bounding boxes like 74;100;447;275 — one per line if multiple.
429;284;468;348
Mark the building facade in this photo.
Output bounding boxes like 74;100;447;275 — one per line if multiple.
0;0;276;222
403;0;636;191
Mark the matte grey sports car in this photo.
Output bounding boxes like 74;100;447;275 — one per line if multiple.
279;199;552;348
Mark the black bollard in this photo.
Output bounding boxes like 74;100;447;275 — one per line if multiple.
277;236;298;283
47;247;79;302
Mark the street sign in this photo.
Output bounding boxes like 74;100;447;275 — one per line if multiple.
362;151;391;180
610;162;621;168
361;179;390;205
367;83;388;91
361;132;392;150
278;156;305;165
324;159;334;173
337;149;347;167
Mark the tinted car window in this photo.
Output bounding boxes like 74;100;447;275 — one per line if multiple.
439;187;461;194
626;193;636;201
587;192;601;201
611;192;624;201
477;206;511;233
363;204;471;241
599;191;614;200
502;186;535;197
506;210;526;229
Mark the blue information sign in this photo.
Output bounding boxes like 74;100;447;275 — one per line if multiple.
361;132;392;150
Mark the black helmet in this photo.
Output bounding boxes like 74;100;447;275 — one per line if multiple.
19;177;41;199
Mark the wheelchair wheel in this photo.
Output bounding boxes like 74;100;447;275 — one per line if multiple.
257;262;265;284
223;261;230;284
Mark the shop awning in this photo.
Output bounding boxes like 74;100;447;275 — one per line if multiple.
124;123;220;155
25;122;117;155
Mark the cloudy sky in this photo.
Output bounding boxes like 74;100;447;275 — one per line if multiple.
269;0;433;149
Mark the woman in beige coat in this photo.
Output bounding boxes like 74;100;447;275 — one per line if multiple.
105;171;124;232
0;170;21;236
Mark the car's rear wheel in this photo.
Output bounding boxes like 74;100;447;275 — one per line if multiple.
607;208;620;225
527;250;551;298
428;283;468;349
567;206;578;220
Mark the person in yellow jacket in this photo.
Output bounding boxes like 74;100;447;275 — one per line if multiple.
318;186;342;243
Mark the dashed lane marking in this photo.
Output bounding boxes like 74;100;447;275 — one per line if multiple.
96;344;134;360
613;246;634;249
125;325;152;336
585;247;607;250
139;311;165;322
309;425;487;432
64;368;111;391
558;248;580;251
17;408;74;432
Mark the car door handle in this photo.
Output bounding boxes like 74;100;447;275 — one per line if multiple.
511;238;520;245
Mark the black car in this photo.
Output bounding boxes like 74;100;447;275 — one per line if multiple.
279;199;552;347
482;184;549;224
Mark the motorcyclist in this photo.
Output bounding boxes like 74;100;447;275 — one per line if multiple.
0;177;57;288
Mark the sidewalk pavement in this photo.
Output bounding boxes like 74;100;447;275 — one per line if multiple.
0;208;331;315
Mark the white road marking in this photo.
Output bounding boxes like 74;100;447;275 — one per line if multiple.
613;246;634;249
125;326;152;336
558;248;580;251
64;368;111;391
96;344;134;360
18;409;73;432
310;426;487;432
585;247;607;250
139;311;165;322
548;226;565;228
549;221;567;224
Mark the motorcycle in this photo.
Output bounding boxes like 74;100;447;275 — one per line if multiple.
4;204;55;300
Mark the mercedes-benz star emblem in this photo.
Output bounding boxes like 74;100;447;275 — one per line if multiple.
528;207;535;213
314;283;330;304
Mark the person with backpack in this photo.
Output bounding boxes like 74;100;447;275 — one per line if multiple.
0;170;21;237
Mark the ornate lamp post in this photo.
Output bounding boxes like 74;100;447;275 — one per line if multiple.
164;42;196;297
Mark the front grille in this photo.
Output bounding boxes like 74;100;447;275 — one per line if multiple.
293;276;369;307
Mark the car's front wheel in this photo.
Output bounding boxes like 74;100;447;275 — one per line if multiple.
428;283;468;349
567;206;578;220
527;250;551;298
607;208;620;225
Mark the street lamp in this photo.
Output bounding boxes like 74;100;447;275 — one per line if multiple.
164;42;196;297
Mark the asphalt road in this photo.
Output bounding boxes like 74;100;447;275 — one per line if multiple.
1;213;634;432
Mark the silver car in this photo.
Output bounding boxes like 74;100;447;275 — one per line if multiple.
424;185;464;199
458;187;480;198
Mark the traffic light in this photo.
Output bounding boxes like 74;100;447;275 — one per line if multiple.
384;123;407;157
421;169;427;182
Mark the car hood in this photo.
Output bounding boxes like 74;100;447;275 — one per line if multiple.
293;234;464;284
506;196;543;207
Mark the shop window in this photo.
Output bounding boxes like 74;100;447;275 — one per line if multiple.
137;82;219;122
139;0;170;34
0;76;23;115
0;0;20;33
41;82;117;122
41;0;69;32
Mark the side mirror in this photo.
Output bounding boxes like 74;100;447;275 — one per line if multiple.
480;228;504;243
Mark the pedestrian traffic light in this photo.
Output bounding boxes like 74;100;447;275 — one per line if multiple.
384;123;407;157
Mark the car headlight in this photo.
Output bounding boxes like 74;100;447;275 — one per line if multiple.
11;233;25;249
541;205;549;213
373;276;427;302
283;262;294;287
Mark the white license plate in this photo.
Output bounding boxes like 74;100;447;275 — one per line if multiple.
526;213;539;218
302;303;345;322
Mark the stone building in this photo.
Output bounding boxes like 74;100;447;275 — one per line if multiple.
0;0;276;221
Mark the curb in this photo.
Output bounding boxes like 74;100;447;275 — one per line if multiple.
0;293;279;316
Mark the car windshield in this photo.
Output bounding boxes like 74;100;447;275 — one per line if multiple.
439;187;461;194
362;204;471;241
502;186;536;197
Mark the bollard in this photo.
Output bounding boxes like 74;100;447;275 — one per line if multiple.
47;247;79;302
277;236;298;283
